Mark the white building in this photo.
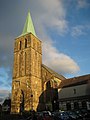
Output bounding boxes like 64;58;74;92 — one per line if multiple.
58;74;90;111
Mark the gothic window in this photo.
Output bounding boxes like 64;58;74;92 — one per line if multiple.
46;81;52;102
46;81;51;89
25;52;26;75
19;41;22;50
19;53;21;76
25;39;27;48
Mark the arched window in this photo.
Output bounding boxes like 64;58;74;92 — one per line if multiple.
19;41;22;50
19;53;21;76
46;81;51;89
25;52;26;75
25;39;27;48
46;81;51;102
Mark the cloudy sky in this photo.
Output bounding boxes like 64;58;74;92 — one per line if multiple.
0;0;90;98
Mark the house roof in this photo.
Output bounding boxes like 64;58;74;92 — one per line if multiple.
58;74;90;88
2;99;11;106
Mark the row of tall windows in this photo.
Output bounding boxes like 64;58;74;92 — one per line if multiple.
66;101;87;110
19;39;27;50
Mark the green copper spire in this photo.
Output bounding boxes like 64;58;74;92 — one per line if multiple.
22;11;36;36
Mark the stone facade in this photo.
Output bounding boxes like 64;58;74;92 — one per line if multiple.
11;33;42;113
11;11;90;113
11;33;65;113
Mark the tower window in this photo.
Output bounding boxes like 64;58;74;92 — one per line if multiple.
25;38;27;48
19;41;22;50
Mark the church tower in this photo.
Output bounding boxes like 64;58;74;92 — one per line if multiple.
11;12;42;113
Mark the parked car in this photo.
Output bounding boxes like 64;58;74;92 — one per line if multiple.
67;111;82;120
42;111;52;116
52;111;70;120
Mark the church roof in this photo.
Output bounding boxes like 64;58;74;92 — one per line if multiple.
21;11;36;36
42;64;66;80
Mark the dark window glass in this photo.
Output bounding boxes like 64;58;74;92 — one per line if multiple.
74;102;79;109
25;39;27;48
19;41;22;50
82;101;87;109
73;89;76;94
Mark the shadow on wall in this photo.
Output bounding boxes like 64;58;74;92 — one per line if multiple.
37;81;59;111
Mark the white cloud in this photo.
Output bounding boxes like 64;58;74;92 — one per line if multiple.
77;0;90;8
71;26;84;36
0;90;10;98
43;41;80;74
0;90;9;95
0;68;12;89
31;0;80;74
0;0;80;88
33;0;68;36
71;24;90;37
0;89;10;104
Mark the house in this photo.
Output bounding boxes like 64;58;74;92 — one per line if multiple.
2;99;11;113
58;74;90;111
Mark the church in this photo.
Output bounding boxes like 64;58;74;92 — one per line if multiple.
11;12;90;114
11;12;65;113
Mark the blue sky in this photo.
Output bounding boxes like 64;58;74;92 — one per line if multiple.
0;0;90;98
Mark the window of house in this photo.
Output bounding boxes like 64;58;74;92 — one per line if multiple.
74;102;79;109
82;101;87;109
73;88;76;94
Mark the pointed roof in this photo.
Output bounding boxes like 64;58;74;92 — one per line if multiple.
22;11;36;36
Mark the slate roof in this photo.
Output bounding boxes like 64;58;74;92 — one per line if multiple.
58;74;90;88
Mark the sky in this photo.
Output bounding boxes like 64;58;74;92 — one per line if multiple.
0;0;90;99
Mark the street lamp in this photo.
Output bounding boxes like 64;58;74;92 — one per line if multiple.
14;80;33;112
